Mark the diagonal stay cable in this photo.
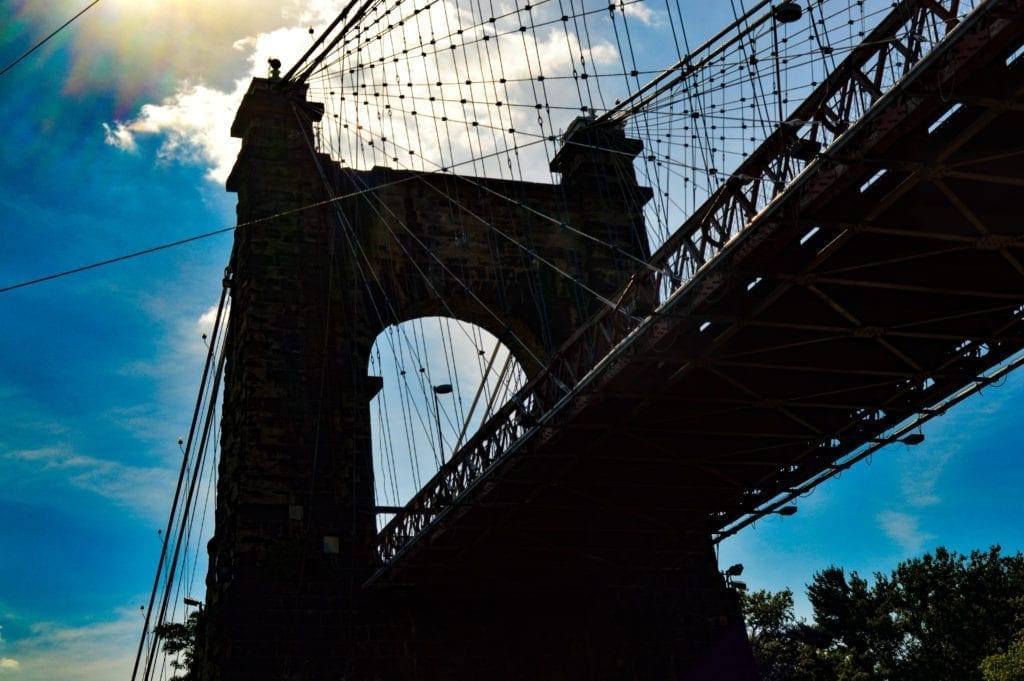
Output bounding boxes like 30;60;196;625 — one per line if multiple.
280;0;363;83
131;279;228;681
289;0;383;86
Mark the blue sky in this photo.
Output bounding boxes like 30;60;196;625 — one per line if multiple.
0;1;1022;678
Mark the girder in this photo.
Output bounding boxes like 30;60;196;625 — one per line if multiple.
371;0;1024;586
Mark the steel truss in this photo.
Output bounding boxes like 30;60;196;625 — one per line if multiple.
373;0;1024;574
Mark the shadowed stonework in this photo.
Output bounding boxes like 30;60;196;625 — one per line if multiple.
200;78;754;680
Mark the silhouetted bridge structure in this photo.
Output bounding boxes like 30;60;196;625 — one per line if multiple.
169;0;1024;679
374;0;1024;580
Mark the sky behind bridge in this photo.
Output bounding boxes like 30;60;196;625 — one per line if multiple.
0;1;1022;678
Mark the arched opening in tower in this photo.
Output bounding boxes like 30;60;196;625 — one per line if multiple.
368;316;526;522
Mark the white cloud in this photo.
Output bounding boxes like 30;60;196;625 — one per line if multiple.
877;510;931;554
0;609;140;681
195;303;230;355
309;12;622;181
101;10;338;184
5;447;176;520
900;446;952;508
101;123;137;153
103;0;627;186
621;1;661;26
104;82;243;184
22;1;342;99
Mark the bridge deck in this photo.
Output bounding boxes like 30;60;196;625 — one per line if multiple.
369;0;1024;587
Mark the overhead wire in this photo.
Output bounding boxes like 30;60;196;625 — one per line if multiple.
0;0;101;80
0;177;425;295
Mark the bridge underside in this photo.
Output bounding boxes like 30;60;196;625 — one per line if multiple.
371;7;1024;588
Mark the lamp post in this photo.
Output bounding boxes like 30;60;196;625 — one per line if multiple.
432;384;453;463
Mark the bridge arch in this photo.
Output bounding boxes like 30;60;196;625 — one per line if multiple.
368;316;526;512
332;157;653;378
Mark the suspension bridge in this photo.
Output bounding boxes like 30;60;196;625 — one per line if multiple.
133;0;1024;678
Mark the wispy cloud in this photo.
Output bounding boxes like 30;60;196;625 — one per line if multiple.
100;122;137;153
900;446;953;508
621;2;662;26
895;369;1024;508
877;510;931;554
194;303;230;358
4;447;175;520
0;621;16;674
101;17;322;184
0;608;140;681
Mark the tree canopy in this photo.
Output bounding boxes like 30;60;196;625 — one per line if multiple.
153;610;201;681
740;546;1024;681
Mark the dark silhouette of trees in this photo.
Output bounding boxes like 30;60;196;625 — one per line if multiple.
153;610;200;681
740;546;1024;680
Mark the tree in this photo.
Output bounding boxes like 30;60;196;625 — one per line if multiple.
980;634;1024;681
153;610;200;681
886;547;1019;679
740;546;1024;681
740;588;832;681
806;566;901;680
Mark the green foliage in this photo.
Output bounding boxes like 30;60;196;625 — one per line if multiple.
980;634;1024;681
740;546;1024;681
742;588;796;639
153;611;200;681
884;547;1024;680
739;588;832;681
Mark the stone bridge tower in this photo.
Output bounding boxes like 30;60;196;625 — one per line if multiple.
200;78;749;680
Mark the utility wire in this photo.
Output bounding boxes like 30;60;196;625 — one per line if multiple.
0;176;420;295
0;0;101;80
0;227;233;295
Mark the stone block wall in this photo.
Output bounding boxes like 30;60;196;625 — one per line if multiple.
200;78;753;680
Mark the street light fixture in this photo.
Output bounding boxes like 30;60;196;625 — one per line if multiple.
772;505;798;517
721;564;747;590
432;384;453;463
869;433;925;446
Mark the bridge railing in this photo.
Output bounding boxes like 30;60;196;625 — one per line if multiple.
375;0;979;565
637;0;976;306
